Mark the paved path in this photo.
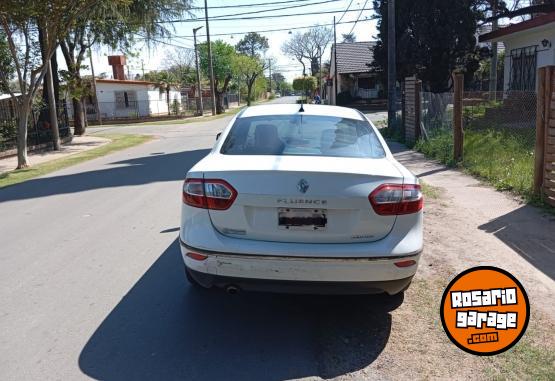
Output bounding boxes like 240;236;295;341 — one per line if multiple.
0;136;110;173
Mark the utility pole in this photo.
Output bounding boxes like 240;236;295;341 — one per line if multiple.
319;45;323;100
141;60;145;78
42;27;60;149
489;0;498;100
204;0;217;115
88;35;102;125
193;26;204;116
387;0;397;127
333;16;337;105
268;59;272;95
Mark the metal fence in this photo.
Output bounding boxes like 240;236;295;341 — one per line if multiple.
0;101;71;153
67;92;241;123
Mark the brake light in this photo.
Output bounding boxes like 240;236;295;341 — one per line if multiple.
186;252;208;261
183;178;237;210
369;184;423;215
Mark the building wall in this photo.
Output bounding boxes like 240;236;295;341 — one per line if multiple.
501;25;555;91
94;82;182;118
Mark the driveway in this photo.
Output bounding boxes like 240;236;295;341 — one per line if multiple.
0;103;553;380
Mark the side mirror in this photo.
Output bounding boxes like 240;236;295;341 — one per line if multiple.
216;132;221;140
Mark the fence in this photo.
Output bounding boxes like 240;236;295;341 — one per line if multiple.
67;92;241;124
535;66;555;207
402;69;553;207
0;100;71;153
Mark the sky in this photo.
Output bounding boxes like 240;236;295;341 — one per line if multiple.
75;0;378;82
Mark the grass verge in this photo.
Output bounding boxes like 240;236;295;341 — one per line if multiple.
0;134;152;188
414;128;545;206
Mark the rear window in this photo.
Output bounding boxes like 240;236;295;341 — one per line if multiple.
220;115;386;158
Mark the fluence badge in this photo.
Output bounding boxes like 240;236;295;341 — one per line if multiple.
440;266;529;356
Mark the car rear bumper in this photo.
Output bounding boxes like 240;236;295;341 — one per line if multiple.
180;240;420;295
187;267;414;295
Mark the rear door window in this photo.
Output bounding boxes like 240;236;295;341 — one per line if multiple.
220;115;385;158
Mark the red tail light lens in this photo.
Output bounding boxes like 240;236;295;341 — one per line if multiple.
183;178;237;210
186;252;208;261
369;184;423;215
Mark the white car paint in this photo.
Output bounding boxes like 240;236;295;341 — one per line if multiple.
180;104;423;295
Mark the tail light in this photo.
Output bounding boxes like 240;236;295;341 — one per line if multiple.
369;184;423;216
183;178;237;210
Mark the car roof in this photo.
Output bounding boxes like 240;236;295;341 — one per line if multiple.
238;104;365;121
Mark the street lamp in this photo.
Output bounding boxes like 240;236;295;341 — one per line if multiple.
193;26;204;116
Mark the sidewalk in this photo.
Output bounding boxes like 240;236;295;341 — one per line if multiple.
0;135;111;174
388;140;555;314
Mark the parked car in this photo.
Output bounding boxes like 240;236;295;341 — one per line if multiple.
180;104;423;295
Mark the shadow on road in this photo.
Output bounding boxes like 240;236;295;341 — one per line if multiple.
79;239;401;380
479;206;555;280
0;149;211;202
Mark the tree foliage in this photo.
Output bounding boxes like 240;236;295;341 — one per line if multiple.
292;76;317;93
235;32;269;58
198;40;236;113
232;54;264;106
372;0;486;92
342;33;356;43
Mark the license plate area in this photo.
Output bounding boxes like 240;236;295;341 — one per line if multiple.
278;208;327;231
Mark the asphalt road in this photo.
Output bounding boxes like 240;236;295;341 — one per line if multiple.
0;97;399;380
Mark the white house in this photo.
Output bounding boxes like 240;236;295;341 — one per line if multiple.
81;55;182;120
90;79;182;119
479;12;555;92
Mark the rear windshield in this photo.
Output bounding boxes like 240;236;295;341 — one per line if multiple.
220;115;386;158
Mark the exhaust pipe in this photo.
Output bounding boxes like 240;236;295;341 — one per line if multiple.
225;285;240;295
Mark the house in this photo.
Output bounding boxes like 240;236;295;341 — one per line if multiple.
479;12;555;92
84;55;181;120
328;41;381;105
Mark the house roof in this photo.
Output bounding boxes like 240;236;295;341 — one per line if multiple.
96;79;157;85
335;41;376;74
479;12;555;42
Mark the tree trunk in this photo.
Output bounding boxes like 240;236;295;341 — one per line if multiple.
166;88;171;115
215;92;225;114
73;98;86;135
16;99;31;169
247;86;253;106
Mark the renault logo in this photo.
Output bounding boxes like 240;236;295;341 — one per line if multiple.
297;179;309;194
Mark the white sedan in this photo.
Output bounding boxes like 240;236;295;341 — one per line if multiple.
180;104;423;295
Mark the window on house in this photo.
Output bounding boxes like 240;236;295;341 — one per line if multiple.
509;46;537;91
115;91;137;109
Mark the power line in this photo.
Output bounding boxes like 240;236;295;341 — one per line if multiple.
189;0;339;10
337;0;354;23
347;0;370;35
157;7;370;24
195;0;341;19
171;18;372;39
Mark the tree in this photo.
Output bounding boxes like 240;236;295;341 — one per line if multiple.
342;33;356;43
292;76;317;99
198;40;236;114
59;0;192;135
235;32;269;58
164;48;197;88
372;0;485;92
0;0;109;168
232;55;264;106
144;71;180;115
282;26;332;80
